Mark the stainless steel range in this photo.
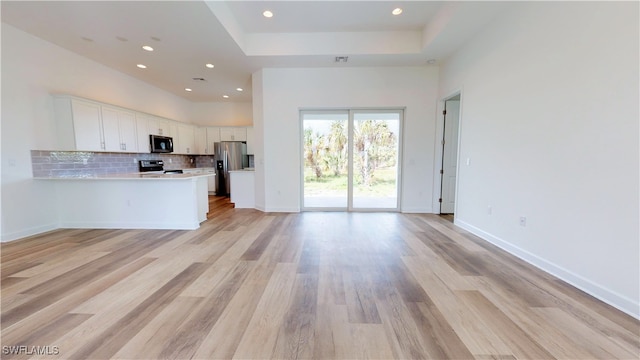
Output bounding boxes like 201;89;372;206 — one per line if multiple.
139;160;164;172
138;160;183;174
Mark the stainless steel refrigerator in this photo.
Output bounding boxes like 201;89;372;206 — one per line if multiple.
214;141;247;196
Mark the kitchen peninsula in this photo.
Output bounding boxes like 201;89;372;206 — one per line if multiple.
36;172;213;230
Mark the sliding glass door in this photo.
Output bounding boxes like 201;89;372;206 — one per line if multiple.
302;111;349;209
351;111;401;209
302;109;402;211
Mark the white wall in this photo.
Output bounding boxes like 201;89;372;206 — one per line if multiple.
439;2;639;317
255;66;439;212
190;101;253;127
251;70;266;211
1;24;196;241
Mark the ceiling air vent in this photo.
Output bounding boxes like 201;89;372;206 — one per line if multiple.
192;77;206;82
334;56;349;63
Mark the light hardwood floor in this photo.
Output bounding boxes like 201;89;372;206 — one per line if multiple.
2;196;638;359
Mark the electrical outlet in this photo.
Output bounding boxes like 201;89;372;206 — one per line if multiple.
487;205;492;215
82;158;88;165
169;158;172;163
519;216;527;227
133;158;137;163
466;158;471;166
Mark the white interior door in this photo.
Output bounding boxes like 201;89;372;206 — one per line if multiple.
441;100;460;214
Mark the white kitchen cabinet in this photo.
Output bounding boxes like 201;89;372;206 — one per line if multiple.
183;168;216;193
168;122;178;139
207;172;216;193
54;96;137;152
55;98;104;151
245;126;255;154
147;117;171;136
101;106;138;152
176;123;195;154
229;170;255;208
219;127;247;141
136;114;151;152
54;94;207;154
116;110;138;152
195;128;207;154
206;127;221;154
137;114;175;153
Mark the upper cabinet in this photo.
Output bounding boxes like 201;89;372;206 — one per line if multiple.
176;123;195;154
101;105;138;152
205;127;221;154
219;127;247;141
137;114;180;153
54;96;137;153
55;98;103;151
135;114;151;153
195;128;207;155
147;116;171;136
53;95;253;155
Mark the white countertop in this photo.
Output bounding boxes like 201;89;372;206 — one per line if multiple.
34;172;215;181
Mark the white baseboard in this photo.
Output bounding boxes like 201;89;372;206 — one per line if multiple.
455;219;640;319
401;206;433;213
58;221;200;231
263;207;300;213
1;223;58;242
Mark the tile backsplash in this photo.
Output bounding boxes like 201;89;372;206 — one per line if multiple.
31;150;215;177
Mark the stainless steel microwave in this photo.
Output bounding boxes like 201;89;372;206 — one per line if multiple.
150;134;173;153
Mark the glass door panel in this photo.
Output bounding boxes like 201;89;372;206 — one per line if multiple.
351;111;401;210
302;112;349;209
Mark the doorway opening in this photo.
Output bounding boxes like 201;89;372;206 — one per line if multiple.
301;109;403;211
440;94;461;215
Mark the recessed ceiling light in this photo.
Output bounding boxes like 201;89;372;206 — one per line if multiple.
136;64;147;69
236;88;243;92
263;10;273;18
392;8;403;15
223;95;229;98
142;45;154;51
185;88;192;92
205;63;214;68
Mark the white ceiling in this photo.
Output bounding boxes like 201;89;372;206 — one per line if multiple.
1;1;512;103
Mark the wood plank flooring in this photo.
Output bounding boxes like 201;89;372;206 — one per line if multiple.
1;196;638;359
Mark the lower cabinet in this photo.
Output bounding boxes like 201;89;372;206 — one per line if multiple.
229;170;255;208
184;168;217;193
